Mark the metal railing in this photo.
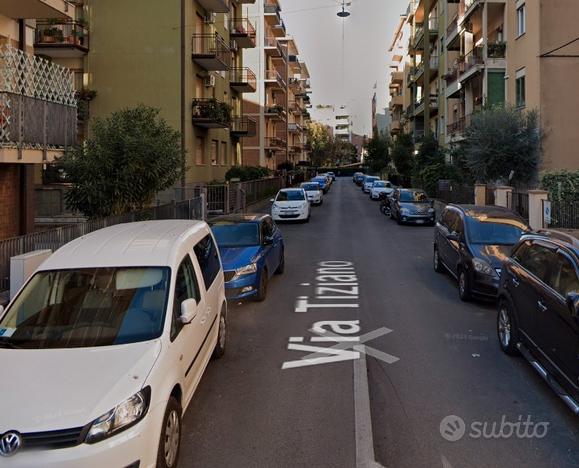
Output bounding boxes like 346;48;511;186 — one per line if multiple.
548;199;579;229
446;114;472;135
264;136;286;148
230;67;257;89
447;14;458;36
230;17;256;39
436;184;475;204
487;42;507;59
0;197;205;294
230;116;257;136
264;68;286;88
507;191;530;220
264;37;287;60
191;98;231;126
35;20;89;50
191;33;230;67
463;46;484;74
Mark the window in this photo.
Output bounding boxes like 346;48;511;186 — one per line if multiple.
194;235;221;290
547;253;579;298
518;243;556;283
221;141;227;166
211;140;218;166
195;136;205;165
172;256;200;340
515;72;526;108
516;4;526;37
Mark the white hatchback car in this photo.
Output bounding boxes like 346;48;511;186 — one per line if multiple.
271;188;311;222
0;220;227;468
300;182;323;205
370;180;395;200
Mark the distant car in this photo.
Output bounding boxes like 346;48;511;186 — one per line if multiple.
210;214;284;302
0;221;227;468
318;173;333;186
327;172;336;181
353;173;365;185
370;180;394;200
271;188;311;223
390;188;435;226
433;204;531;301
362;176;380;193
497;230;579;413
300;182;323;205
311;176;329;193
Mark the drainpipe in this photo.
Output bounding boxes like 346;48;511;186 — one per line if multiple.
423;0;430;137
180;0;186;189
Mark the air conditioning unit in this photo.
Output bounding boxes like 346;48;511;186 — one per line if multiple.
204;75;216;87
204;13;216;24
230;40;238;52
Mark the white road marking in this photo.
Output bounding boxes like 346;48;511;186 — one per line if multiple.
289;337;304;343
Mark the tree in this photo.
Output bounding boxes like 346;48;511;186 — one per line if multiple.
463;106;540;185
391;133;414;184
327;139;358;166
307;121;331;167
364;131;390;174
59;105;183;218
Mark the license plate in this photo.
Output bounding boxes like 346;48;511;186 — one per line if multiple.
415;219;425;224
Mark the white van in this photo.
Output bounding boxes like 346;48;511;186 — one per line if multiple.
0;220;227;468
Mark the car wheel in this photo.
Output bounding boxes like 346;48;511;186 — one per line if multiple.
433;247;444;273
458;269;471;302
157;397;182;468
275;250;285;275
212;308;227;359
497;299;519;356
255;270;268;302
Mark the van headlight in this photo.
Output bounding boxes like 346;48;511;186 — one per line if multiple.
472;258;497;278
85;387;151;444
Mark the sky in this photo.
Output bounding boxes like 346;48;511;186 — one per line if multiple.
281;0;408;136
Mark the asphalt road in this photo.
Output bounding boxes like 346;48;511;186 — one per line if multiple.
181;178;579;468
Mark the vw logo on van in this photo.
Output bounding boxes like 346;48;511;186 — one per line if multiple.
0;431;22;457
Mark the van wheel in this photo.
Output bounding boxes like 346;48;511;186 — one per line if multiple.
157;397;182;468
458;269;471;302
433;247;444;273
255;270;268;302
212;309;226;359
498;299;519;356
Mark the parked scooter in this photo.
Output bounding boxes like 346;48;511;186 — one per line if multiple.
379;192;392;216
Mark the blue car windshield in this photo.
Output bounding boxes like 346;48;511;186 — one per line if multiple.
212;223;260;247
312;178;326;185
466;217;529;245
302;183;320;191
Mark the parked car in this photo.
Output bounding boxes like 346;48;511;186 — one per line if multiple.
353;172;365;185
0;220;227;467
433;204;531;301
318;173;333;186
390;188;435;225
300;182;324;205
210;214;284;302
327;171;336;181
497;230;579;413
271;188;311;223
370;180;395;200
311;176;329;193
362;176;380;193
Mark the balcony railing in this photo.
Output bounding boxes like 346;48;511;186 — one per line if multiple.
34;20;89;53
264;37;287;60
288;122;301;133
265;104;286;120
230;116;257;137
264;136;285;149
0;45;76;151
230;67;257;93
264;68;286;89
447;114;472;136
230;18;256;48
488;42;507;59
191;98;231;128
462;46;484;75
447;14;458;37
196;0;229;13
192;33;230;70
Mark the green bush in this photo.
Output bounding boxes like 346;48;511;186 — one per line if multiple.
541;170;579;201
225;165;271;182
419;163;461;197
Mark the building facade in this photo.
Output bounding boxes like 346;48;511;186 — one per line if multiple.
242;0;311;170
0;1;78;240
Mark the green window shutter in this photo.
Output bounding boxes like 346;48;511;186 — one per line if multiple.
487;71;505;107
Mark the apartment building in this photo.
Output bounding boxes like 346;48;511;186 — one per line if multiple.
316;104;353;143
85;0;256;184
0;1;77;240
242;0;311;170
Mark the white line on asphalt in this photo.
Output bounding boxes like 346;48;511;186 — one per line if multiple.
354;352;386;468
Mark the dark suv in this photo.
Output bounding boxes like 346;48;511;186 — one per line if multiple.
433;205;531;301
497;231;579;413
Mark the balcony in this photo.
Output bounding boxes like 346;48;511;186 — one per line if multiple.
391;71;403;85
459;46;484;82
488;42;507;59
390;94;403;108
192;33;230;71
264;68;286;91
0;45;76;162
230;67;256;93
264;37;287;61
191;98;231;128
446;14;460;50
0;0;75;20
230;116;257;137
34;20;89;58
264;1;284;35
413;17;438;50
264;104;286;121
447;114;472;139
196;0;229;13
230;18;256;48
390;120;401;133
288;122;301;133
414;94;438;117
264;136;285;150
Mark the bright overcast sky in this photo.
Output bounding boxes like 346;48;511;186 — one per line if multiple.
281;0;408;136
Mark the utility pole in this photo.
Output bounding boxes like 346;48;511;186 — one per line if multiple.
423;0;431;137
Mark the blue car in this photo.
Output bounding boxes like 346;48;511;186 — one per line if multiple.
210;214;284;302
311;176;329;193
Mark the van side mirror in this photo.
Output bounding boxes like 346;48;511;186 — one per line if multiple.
566;292;579;317
269;199;275;203
180;298;198;324
447;232;460;242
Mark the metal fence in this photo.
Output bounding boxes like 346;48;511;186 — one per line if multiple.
436;184;475;204
507;191;530;220
0;197;204;294
548;199;579;229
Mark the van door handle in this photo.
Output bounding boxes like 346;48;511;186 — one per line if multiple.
537;300;548;312
511;277;520;288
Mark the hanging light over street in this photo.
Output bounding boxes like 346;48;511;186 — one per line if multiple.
337;0;350;17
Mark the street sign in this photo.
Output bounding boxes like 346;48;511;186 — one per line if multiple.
543;200;552;227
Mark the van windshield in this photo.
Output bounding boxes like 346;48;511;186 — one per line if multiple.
0;267;170;349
